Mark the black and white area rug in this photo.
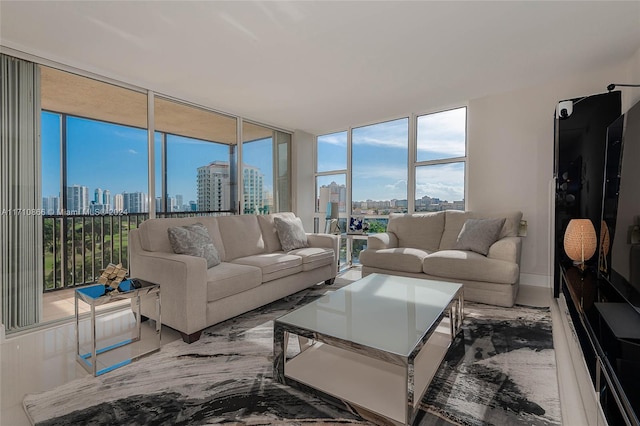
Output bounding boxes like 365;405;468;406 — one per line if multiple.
23;280;561;426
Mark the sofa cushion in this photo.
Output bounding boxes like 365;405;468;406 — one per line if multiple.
423;250;519;284
258;212;296;253
288;247;334;271
440;210;523;250
359;248;430;273
232;253;303;283
455;218;506;256
206;262;262;302
217;215;265;260
387;211;445;252
167;223;221;268
274;216;309;252
138;216;225;259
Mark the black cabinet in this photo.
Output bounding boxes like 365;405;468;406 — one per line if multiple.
554;92;622;296
561;266;640;425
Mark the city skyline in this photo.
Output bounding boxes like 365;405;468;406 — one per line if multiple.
41;112;275;207
318;180;464;216
42;107;466;214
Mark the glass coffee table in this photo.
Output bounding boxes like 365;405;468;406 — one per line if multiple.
75;279;161;376
273;273;463;425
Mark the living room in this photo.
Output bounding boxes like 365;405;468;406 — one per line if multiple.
2;1;640;425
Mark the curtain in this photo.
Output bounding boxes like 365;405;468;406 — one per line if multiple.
1;54;42;331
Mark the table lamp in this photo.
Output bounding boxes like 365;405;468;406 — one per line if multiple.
563;219;597;271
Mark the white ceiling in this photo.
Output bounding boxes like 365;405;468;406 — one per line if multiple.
1;1;639;135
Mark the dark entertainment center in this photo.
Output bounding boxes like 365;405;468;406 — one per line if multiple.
554;91;640;425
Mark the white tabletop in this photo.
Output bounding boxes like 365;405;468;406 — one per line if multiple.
277;273;462;357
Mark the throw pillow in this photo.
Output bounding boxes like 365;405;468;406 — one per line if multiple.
455;218;506;256
273;216;309;252
167;223;220;268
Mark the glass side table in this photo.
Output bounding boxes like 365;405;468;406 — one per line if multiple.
75;279;161;376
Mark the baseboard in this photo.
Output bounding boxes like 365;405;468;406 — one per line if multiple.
520;273;550;288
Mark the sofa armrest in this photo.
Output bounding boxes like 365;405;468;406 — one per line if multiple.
307;233;340;276
129;228;208;335
367;232;399;250
487;236;522;264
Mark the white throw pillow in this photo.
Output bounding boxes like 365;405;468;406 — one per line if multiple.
167;223;221;268
273;216;309;252
455;218;506;256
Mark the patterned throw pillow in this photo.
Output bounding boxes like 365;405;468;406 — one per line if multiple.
167;223;220;268
273;216;309;252
455;218;506;256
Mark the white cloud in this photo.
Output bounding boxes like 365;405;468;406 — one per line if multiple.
318;133;347;146
128;149;138;155
384;180;407;191
415;161;465;201
352;119;409;149
417;107;466;158
353;165;406;181
415;181;464;202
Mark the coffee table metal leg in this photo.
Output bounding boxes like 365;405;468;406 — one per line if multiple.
155;291;161;347
91;303;97;376
406;358;415;424
273;324;286;383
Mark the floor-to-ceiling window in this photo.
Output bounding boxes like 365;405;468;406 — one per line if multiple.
40;66;149;290
315;131;348;263
241;121;291;214
314;106;467;265
154;96;237;214
3;54;294;332
351;118;409;261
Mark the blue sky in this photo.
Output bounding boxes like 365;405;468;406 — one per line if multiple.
42;112;274;204
317;107;466;202
43;106;465;206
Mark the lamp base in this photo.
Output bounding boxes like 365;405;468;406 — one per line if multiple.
572;261;587;271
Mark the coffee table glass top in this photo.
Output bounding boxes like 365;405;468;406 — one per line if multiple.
277;273;462;357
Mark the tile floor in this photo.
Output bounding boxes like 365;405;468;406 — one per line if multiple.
0;269;584;425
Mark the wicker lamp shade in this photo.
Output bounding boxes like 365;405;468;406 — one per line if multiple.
563;219;597;267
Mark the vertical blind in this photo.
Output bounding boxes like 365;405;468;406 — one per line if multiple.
0;54;42;331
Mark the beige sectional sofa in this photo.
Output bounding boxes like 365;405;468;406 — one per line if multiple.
359;210;523;307
129;212;339;343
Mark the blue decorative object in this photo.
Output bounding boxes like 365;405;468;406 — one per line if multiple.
348;216;365;234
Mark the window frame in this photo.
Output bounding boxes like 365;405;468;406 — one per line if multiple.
314;105;468;228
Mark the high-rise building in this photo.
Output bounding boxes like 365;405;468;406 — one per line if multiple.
103;189;111;209
189;201;197;211
318;181;346;215
122;192;148;213
42;196;59;215
94;188;103;204
243;164;264;213
175;194;183;211
155;197;162;213
197;161;231;212
66;185;89;214
197;161;265;213
113;194;124;212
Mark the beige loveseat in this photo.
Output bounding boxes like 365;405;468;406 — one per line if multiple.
129;212;339;343
359;210;522;307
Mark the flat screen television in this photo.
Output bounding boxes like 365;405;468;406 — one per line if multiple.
600;98;640;311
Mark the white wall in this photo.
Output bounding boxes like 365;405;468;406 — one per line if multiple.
292;130;316;231
467;58;633;285
625;46;640;109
